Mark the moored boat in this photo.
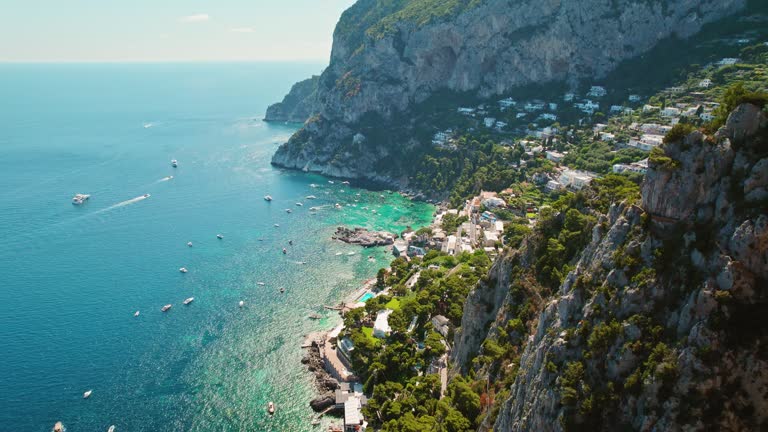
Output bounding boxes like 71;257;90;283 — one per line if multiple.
268;401;275;414
161;304;172;312
183;297;194;305
83;390;92;399
171;159;178;167
72;194;90;205
264;195;273;201
216;234;223;239
179;267;188;273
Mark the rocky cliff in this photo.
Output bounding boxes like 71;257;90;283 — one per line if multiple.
453;104;767;431
263;75;320;123
272;0;745;183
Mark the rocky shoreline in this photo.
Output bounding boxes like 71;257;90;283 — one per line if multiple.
332;226;396;247
302;339;342;413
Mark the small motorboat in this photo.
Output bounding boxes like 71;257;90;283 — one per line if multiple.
161;304;172;312
179;267;188;273
53;421;65;432
134;311;140;317
171;159;178;168
335;252;343;256
280;287;285;293
143;194;151;198
309;183;318;188
72;194;90;205
257;282;265;286
285;209;292;213
334;203;342;209
108;426;115;432
328;180;334;184
306;195;317;199
289;240;293;245
83;390;93;399
268;401;275;414
296;202;303;206
217;234;223;239
183;297;194;305
264;195;273;201
187;242;193;247
347;252;355;256
282;248;287;254
309;313;322;320
341;181;350;185
274;224;280;228
309;207;319;211
311;418;321;426
239;300;245;308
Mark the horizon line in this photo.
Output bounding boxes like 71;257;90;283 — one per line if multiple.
0;58;330;65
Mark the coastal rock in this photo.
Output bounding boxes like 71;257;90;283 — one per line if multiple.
332;226;396;247
272;0;745;187
264;75;320;123
310;393;336;412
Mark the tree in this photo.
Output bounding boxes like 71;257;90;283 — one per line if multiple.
376;268;387;289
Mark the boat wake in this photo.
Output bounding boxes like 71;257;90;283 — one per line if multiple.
96;195;151;213
157;176;174;182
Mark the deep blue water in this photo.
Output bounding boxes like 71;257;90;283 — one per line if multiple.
0;63;434;431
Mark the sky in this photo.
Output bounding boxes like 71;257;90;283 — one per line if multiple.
0;0;357;62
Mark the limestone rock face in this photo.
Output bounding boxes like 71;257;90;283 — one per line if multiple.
451;104;768;431
271;0;745;183
264;75;320;123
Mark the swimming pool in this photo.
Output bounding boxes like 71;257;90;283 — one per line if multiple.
360;292;374;302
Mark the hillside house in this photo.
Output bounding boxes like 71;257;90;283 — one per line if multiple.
559;170;597;190
564;93;576;102
588;86;607;97
699;79;713;88
546;150;565;163
499;97;516;110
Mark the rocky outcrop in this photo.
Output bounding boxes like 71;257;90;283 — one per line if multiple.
264;75;320;123
453;104;768;431
332;226;396;247
272;0;745;182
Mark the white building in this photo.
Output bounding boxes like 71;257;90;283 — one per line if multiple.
545;179;564;192
628;94;642;102
559;170;597;190
613;159;648;174
699;79;713;88
546;150;565;163
700;112;715;122
574;100;600;114
718;58;739;66
458;107;475;115
499;97;517;110
495;121;508;132
610;105;624;113
483;230;499;247
627;134;664;151
484;117;497;128
482;196;506;208
548;103;558;111
373;309;393;338
524;102;545;112
538;113;557;121
516;112;527;119
564;93;576;102
642;104;659;113
587;86;607;97
661;107;681;118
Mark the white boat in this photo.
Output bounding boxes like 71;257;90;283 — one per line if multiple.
328;180;334;184
83;390;92;399
179;267;188;273
335;252;343;256
282;248;287;254
334;203;342;209
143;194;150;199
108;426;115;432
134;311;140;317
285;209;292;213
171;159;178;168
268;401;275;414
72;194;90;205
274;224;280;228
306;195;317;199
309;183;318;188
217;234;223;239
347;252;355;256
161;304;172;312
239;300;245;308
53;421;65;432
183;297;194;305
309;207;319;211
296;202;303;206
341;181;350;185
257;282;265;286
264;195;273;201
187;242;193;247
280;287;285;293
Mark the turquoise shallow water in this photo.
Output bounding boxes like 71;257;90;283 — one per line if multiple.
0;63;434;431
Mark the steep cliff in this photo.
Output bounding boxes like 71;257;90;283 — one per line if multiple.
272;0;745;182
263;75;320;123
453;104;768;431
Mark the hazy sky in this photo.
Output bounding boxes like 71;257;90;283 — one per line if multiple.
0;0;357;62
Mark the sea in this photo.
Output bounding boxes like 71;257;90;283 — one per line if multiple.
0;62;434;432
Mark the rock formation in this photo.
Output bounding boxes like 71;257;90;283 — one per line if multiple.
264;75;320;123
271;0;745;185
453;104;768;431
332;226;396;247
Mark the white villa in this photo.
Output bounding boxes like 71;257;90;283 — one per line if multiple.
588;86;607;97
373;309;393;338
559;169;597;190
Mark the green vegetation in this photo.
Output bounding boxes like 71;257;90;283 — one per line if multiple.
649;147;680;171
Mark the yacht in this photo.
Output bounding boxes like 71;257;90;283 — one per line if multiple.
274;224;280;228
264;195;273;201
52;421;65;432
306;195;317;199
239;300;245;308
171;159;178;168
187;242;193;247
268;402;275;414
83;390;93;399
179;267;188;273
72;194;90;205
335;252;343;256
347;252;355;256
183;297;194;305
108;426;115;432
257;282;266;286
161;304;172;312
296;202;303;206
134;311;140;317
217;234;224;239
